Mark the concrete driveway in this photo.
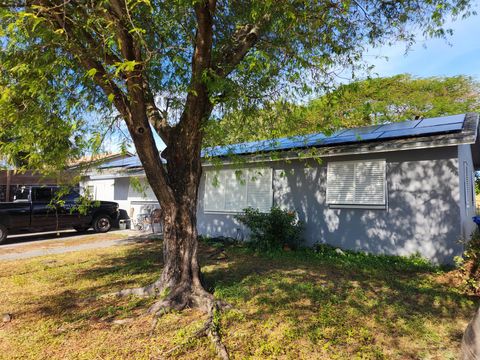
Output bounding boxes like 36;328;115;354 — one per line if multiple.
0;229;154;261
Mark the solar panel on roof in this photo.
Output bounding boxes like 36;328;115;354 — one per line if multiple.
280;133;326;149
416;114;465;128
377;122;463;140
374;119;421;132
340;125;383;136
320;132;383;145
330;129;349;137
176;114;468;159
98;156;139;169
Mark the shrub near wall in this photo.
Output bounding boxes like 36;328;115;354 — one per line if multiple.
455;230;480;295
235;207;304;252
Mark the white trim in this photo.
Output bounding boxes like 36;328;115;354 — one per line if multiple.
204;210;244;215
329;204;387;210
130;200;160;205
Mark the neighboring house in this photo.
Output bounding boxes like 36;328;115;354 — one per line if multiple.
79;156;160;220
0;152;132;202
82;113;480;263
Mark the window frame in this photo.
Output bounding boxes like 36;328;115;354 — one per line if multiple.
326;159;387;209
203;167;273;214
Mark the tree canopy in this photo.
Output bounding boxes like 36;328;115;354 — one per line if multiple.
0;1;474;168
205;74;480;146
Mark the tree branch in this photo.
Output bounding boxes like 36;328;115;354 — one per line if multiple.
181;0;215;125
213;14;270;78
107;0;171;142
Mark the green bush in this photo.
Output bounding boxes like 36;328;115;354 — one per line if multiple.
455;229;480;294
234;207;304;252
466;229;480;258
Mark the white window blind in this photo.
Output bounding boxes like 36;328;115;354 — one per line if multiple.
204;168;273;212
464;161;472;209
326;160;386;206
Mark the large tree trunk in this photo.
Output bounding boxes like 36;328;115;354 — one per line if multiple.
150;109;212;311
462;306;480;360
116;104;215;314
154;199;212;311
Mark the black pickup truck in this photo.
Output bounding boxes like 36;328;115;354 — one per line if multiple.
0;186;119;244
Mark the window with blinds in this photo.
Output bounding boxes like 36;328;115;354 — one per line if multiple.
204;168;273;213
326;160;386;207
464;161;473;209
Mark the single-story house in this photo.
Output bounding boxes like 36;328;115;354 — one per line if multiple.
81;113;480;263
0;152;132;202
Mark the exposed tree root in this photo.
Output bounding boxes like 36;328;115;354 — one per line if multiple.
106;279;163;298
205;301;230;360
146;286;230;360
153;300;229;360
109;280;231;359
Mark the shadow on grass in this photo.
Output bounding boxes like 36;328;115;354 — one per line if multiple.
28;238;478;357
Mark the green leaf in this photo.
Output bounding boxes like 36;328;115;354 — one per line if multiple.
86;68;97;78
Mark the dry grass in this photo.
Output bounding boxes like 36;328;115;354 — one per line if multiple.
0;237;477;359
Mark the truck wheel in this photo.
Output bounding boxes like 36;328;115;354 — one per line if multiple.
0;224;8;245
93;215;112;233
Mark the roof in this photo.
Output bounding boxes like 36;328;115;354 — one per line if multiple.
203;113;470;157
97;113;479;170
68;152;134;169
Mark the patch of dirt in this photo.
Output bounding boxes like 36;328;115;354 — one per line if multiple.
437;259;480;296
0;232;129;255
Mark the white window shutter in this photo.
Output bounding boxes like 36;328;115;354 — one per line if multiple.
246;168;273;212
354;161;385;205
326;162;355;204
224;170;247;211
204;168;272;212
327;160;386;206
204;171;225;211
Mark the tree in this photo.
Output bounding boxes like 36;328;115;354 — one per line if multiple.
0;1;473;355
205;74;480;146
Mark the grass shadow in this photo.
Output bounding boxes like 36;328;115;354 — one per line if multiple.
15;238;478;358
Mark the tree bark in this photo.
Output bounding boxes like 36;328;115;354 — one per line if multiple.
462;306;480;360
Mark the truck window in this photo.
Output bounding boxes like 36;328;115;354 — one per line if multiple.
33;187;53;202
61;190;80;202
13;186;30;202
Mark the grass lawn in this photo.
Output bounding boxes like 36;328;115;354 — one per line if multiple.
0;237;477;359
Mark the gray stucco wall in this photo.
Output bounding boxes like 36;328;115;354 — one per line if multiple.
197;146;463;264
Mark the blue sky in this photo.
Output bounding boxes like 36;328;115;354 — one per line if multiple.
365;12;480;79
